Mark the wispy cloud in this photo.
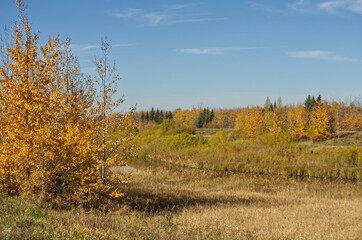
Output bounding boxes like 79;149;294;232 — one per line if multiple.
249;2;284;13
249;0;362;15
178;47;271;56
319;0;362;14
167;3;199;10
249;0;313;14
107;4;225;26
107;8;143;18
71;43;132;52
288;50;361;62
143;13;166;26
287;0;310;11
171;17;226;24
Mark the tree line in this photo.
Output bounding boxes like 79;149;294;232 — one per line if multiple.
140;108;173;124
136;95;361;140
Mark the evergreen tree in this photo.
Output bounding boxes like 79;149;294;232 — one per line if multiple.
269;104;274;111
155;109;160;123
304;95;312;112
304;94;318;112
204;108;209;125
210;109;214;122
145;111;149;122
197;110;205;128
160;110;164;123
140;112;145;123
150;107;155;121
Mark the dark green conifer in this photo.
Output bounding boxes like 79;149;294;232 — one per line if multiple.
145;111;149;122
210;109;214;122
150;107;155;121
155;109;160;123
140;112;145;123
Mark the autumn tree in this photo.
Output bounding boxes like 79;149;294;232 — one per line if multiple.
0;0;136;205
93;38;137;181
340;102;362;131
264;96;272;111
173;108;199;133
234;108;247;136
0;0;65;194
312;101;333;141
287;105;307;140
269;109;282;134
244;107;264;138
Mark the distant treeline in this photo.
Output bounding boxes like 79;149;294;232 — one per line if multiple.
140;108;173;124
136;95;362;141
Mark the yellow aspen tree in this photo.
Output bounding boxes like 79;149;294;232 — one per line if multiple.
173;109;196;133
0;1;135;204
263;110;273;133
295;105;307;139
312;101;333;140
48;40;99;202
216;110;227;128
270;109;282;134
244;107;264;138
234;109;247;132
0;0;66;195
93;38;137;192
287;105;307;140
341;102;362;131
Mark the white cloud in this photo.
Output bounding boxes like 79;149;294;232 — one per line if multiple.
288;50;361;62
107;8;143;18
171;17;226;24
178;47;271;55
250;1;313;14
249;2;282;13
71;43;132;52
143;13;166;26
249;0;362;15
288;0;310;11
167;3;199;10
319;0;362;14
107;4;224;26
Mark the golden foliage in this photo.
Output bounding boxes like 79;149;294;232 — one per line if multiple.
287;105;307;140
0;0;136;206
269;109;282;134
341;103;362;131
173;109;199;134
244;107;264;138
312;102;333;140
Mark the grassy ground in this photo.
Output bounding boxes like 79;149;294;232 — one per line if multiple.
1;163;361;239
137;129;361;180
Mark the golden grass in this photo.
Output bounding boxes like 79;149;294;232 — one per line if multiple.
2;164;360;239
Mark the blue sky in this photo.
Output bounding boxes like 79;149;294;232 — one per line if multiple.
1;0;361;110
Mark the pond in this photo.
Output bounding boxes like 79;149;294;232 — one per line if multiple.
115;165;139;171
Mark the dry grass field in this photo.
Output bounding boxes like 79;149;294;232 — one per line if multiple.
1;163;361;239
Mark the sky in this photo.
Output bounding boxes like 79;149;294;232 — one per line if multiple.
0;0;361;111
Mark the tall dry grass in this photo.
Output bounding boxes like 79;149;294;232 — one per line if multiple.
1;164;361;239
